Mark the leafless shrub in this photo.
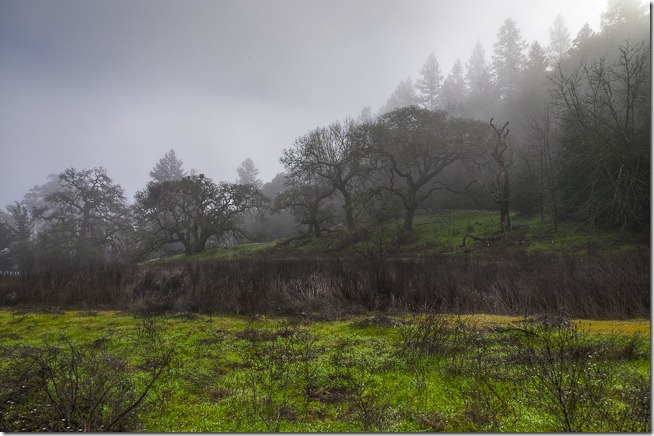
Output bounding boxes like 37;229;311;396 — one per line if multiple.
509;320;648;432
232;323;318;431
0;334;172;432
456;334;527;431
397;314;479;364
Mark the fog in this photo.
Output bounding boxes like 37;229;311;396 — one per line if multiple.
0;0;607;206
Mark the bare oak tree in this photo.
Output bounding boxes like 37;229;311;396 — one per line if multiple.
274;174;335;238
134;175;266;255
373;107;489;234
35;167;131;263
281;118;371;230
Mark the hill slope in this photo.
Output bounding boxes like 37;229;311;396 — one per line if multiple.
148;210;647;263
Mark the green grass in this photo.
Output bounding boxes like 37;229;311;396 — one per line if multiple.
405;210;641;256
145;210;645;264
0;310;649;432
408;210;505;253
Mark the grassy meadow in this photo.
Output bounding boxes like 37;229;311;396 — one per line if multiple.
0;310;649;432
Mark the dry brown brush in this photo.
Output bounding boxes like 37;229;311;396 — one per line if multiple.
0;252;649;319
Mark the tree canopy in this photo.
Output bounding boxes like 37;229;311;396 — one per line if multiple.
133;175;267;255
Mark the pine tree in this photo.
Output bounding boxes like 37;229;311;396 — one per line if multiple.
548;14;571;67
380;77;418;114
237;158;262;187
149;149;186;183
526;41;548;75
465;41;494;119
441;59;467;117
600;0;649;33
415;53;443;110
518;41;549;114
572;23;595;51
492;18;528;101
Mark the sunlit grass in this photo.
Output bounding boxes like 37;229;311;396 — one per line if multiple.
579;319;651;335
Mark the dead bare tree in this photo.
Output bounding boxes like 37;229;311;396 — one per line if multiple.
483;118;512;232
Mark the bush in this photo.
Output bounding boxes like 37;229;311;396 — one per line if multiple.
0;330;172;431
507;319;650;432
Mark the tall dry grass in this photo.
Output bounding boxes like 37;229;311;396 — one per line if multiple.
0;252;649;319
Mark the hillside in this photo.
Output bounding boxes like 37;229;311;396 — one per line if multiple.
148;210;647;264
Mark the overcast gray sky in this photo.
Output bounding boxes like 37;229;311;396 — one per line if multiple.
0;0;608;206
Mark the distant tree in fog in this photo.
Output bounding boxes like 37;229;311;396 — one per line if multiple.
526;41;548;76
571;23;595;52
600;0;649;34
6;202;32;247
0;209;13;253
4;202;34;270
34;167;131;263
281;118;372;230
274;174;335;237
380;77;418;114
0;217;10;250
465;41;495;119
492;18;527;102
149;149;186;183
517;41;549;110
416;53;443;111
237;158;262;187
441;59;468;117
22;174;62;212
243;172;297;240
357;106;373;124
0;219;12;270
547;14;571;66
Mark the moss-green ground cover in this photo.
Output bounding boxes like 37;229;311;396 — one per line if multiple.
0;310;649;432
146;211;644;263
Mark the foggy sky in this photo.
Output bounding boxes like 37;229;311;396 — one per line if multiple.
0;0;608;206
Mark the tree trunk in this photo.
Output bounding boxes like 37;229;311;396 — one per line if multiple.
499;200;511;233
342;192;355;229
490;118;512;233
497;167;511;232
402;206;416;235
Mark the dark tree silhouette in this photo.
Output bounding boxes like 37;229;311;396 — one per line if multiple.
134;175;266;255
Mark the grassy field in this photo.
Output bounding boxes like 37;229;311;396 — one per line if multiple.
0;310;649;432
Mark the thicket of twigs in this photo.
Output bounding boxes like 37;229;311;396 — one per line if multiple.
0;252;648;319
